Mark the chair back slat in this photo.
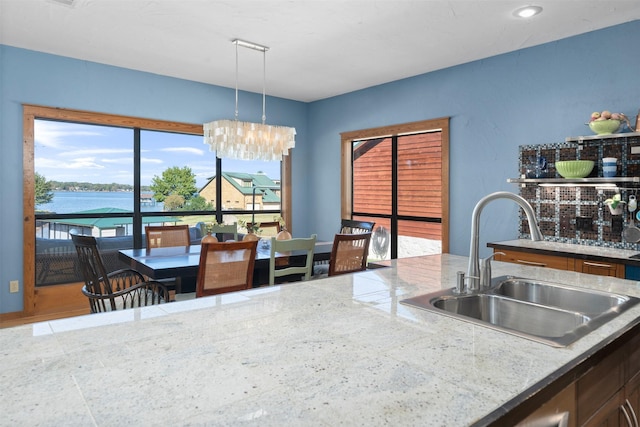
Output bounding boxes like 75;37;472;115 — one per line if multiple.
329;233;372;276
196;240;258;297
208;223;239;241
269;234;317;285
145;225;191;248
340;219;375;234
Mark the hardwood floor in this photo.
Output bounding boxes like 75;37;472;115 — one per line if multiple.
1;281;90;328
0;307;90;328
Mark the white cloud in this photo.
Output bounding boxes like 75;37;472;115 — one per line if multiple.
36;157;105;170
162;147;205;155
102;157;133;164
61;148;132;157
34;121;103;148
141;157;164;164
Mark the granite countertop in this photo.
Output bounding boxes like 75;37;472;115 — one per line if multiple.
3;254;640;426
489;239;640;266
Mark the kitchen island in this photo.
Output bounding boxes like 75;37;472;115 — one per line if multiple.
2;254;640;426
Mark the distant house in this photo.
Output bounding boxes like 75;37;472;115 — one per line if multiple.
140;192;155;205
199;172;281;211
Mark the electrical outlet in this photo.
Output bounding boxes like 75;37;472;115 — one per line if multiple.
9;280;19;293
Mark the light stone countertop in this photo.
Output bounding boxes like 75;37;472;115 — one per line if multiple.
3;254;640;426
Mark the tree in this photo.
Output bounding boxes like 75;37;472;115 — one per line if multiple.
183;195;213;211
150;166;198;203
35;172;54;206
163;194;185;211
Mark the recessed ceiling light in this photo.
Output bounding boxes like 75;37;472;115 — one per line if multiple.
514;5;543;18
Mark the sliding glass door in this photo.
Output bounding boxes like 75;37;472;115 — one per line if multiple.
342;118;449;260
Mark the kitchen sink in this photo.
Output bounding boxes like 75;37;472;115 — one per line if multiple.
401;276;640;347
433;294;590;339
492;277;629;317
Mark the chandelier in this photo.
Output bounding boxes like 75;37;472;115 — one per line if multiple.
203;39;296;162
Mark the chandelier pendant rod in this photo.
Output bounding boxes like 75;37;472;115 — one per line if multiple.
262;48;266;124
234;41;239;121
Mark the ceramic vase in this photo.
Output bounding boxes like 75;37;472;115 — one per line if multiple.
276;228;292;240
243;231;259;241
609;204;623;215
202;233;218;243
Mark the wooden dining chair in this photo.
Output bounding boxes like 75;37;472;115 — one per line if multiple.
340;219;376;234
315;232;372;277
71;234;170;313
329;232;372;276
196;240;258;297
145;224;191;248
268;234;317;286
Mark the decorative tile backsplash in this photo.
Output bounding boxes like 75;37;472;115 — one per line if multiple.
516;134;640;250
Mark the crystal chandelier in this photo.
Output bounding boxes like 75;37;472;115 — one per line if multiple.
203;39;296;162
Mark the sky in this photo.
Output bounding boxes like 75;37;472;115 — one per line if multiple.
34;119;281;188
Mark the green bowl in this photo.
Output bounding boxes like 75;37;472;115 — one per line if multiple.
589;120;621;135
555;160;595;178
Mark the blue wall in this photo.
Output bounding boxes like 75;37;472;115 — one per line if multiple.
307;20;640;257
1;20;639;314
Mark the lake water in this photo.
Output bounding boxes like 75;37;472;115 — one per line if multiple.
38;191;163;214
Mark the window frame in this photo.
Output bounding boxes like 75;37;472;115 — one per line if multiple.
22;104;292;316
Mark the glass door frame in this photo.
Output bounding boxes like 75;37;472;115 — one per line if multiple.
340;117;450;257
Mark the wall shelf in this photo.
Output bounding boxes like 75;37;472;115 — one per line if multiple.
565;131;640;143
508;177;640;185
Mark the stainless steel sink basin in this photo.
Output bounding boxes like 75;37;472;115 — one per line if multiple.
401;276;640;347
434;294;590;338
491;277;629;317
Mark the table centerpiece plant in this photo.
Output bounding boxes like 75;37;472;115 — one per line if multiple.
238;219;261;241
274;216;292;240
202;220;219;243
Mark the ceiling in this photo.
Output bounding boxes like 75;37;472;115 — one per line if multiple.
1;0;639;102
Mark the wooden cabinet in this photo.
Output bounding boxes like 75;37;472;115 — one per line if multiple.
577;345;625;425
494;249;571;270
578;330;640;426
492;248;625;278
574;259;625;278
510;327;640;427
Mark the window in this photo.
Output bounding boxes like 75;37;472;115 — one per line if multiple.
23;105;291;317
341;118;449;260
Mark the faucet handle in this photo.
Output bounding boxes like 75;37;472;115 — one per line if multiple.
480;252;505;289
454;271;466;294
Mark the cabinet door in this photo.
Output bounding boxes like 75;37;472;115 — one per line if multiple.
625;373;640;427
582;390;626;427
574;259;625;278
494;249;570;270
626;330;640;382
577;348;625;425
517;382;576;427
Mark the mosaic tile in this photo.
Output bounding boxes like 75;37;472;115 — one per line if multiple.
517;134;640;249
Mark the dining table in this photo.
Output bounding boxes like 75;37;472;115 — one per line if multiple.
118;240;333;292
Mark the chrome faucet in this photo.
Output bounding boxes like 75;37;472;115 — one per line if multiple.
465;192;543;293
